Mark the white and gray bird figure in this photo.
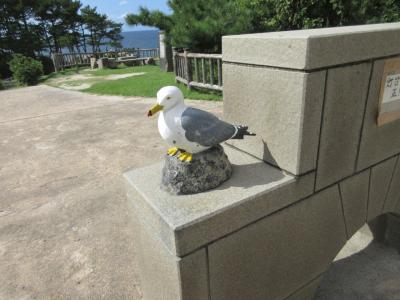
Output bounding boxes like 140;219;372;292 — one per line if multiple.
147;86;255;162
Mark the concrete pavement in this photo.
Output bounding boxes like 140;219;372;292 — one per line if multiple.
0;85;221;299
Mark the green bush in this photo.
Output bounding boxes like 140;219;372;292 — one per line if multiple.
0;80;3;90
8;54;43;85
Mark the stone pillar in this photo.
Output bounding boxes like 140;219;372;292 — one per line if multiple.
125;23;400;300
90;56;97;69
97;57;108;69
159;30;174;72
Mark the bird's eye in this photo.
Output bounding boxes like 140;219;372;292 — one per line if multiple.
166;96;171;100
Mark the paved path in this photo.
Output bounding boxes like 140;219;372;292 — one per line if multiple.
0;85;398;299
0;86;221;300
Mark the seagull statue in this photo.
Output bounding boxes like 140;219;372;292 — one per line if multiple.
147;86;255;162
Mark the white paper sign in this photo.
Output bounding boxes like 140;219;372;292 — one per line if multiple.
377;58;400;126
382;74;400;104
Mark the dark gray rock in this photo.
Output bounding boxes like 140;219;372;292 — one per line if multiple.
161;145;233;195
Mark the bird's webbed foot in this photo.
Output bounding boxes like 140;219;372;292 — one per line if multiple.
178;151;193;162
167;147;180;156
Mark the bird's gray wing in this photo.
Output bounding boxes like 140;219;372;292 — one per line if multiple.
181;107;235;147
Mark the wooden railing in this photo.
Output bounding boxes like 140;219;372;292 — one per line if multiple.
174;49;223;91
51;48;160;71
137;48;160;58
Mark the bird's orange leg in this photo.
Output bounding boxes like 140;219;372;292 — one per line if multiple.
167;147;180;156
178;151;193;162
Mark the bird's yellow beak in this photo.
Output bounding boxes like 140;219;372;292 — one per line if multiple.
147;104;163;117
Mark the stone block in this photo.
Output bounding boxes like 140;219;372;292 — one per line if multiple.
339;169;370;238
97;58;107;69
208;185;347;300
223;23;400;70
316;63;372;190
286;275;323;300
223;63;325;175
368;157;397;221
383;156;400;214
124;145;314;257
129;206;209;300
357;59;400;170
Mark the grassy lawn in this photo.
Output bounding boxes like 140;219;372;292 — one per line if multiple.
81;65;140;76
83;65;222;100
42;65;222;101
40;66;88;81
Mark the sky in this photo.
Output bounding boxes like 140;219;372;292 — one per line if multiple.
79;0;171;32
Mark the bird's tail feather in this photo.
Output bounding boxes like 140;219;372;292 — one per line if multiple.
232;125;256;139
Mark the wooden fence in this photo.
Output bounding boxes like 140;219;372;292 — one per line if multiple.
174;49;223;91
52;48;160;71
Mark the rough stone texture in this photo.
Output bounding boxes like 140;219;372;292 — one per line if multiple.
357;59;400;170
0;85;223;300
161;145;232;195
129;205;209;300
208;185;347;300
223;23;400;70
368;157;397;221
286;275;323;300
339;170;370;238
316;63;371;190
125;145;315;256
223;63;325;175
383;156;400;214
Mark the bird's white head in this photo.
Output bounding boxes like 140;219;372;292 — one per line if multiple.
157;86;184;109
147;86;184;117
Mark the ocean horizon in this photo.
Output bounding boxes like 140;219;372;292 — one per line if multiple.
59;29;160;54
120;30;159;49
95;30;160;52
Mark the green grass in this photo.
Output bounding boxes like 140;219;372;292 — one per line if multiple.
83;65;222;101
80;65;137;76
40;66;87;82
41;65;222;101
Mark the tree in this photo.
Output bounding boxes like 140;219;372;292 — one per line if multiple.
34;0;82;53
0;0;44;56
0;0;45;77
239;0;400;31
81;5;123;52
126;0;252;53
126;6;173;31
126;0;400;53
0;0;124;78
